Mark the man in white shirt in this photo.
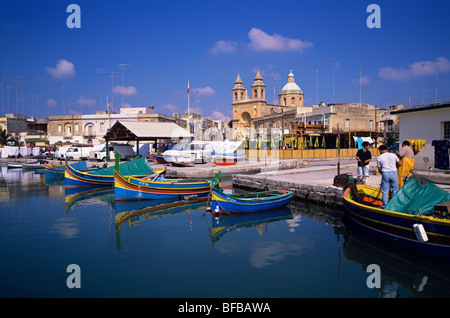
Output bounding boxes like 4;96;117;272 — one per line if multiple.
377;145;402;208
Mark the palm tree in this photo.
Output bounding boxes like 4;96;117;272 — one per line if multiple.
0;128;12;146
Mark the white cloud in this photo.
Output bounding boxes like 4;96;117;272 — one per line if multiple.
378;57;450;82
46;98;58;107
248;28;313;52
76;97;96;106
113;85;138;96
162;103;178;113
185;106;202;115
46;59;76;79
212;111;230;121
209;40;237;54
359;75;371;85
192;86;215;97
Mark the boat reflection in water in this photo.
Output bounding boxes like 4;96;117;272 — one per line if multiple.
343;228;450;298
208;207;293;244
64;186;114;213
114;196;209;251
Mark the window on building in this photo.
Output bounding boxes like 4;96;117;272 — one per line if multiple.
444;121;450;139
100;123;105;131
58;124;61;132
234;92;237;101
369;120;373;130
345;119;350;131
283;98;287;106
75;123;79;132
291;97;295;106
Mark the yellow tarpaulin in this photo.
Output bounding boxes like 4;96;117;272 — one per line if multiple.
406;139;426;155
398;157;415;188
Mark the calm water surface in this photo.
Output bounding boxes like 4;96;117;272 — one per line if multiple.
1;167;450;298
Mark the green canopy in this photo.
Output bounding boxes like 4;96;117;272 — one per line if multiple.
385;175;450;216
90;157;154;176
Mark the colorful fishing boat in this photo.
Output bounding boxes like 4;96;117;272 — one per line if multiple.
210;187;293;214
65;157;157;187
114;170;221;200
22;161;44;170
343;174;450;261
45;161;89;180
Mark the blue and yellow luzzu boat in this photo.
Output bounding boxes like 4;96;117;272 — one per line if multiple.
45;161;88;180
114;170;221;201
343;175;450;261
210;187;293;214
65;157;158;187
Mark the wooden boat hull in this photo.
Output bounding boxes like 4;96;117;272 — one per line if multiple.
211;188;293;213
213;151;246;166
64;158;160;188
114;170;217;200
343;184;450;261
214;159;236;166
22;161;43;169
44;164;65;179
6;162;23;169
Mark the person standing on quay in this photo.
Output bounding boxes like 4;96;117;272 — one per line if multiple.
356;141;372;184
377;145;401;208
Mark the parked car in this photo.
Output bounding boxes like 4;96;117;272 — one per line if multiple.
62;146;94;160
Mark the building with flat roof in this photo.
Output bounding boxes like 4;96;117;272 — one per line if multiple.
391;100;450;170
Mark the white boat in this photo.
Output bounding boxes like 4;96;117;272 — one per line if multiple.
162;141;194;166
7;162;23;169
22;161;43;169
212;141;246;166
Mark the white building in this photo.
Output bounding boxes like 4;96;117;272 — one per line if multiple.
391;101;450;170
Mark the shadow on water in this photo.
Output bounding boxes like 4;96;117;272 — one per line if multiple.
343;228;450;298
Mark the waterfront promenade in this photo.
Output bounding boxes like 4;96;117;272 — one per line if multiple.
4;156;449;207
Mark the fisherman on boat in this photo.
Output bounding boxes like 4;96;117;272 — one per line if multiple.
377;145;401;208
396;140;415;188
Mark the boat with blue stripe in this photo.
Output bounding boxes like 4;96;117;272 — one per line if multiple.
114;169;220;200
343;175;450;261
210;187;293;214
65;157;157;187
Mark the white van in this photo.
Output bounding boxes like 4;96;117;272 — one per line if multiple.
63;146;94;161
186;141;214;164
55;146;71;160
89;144;135;161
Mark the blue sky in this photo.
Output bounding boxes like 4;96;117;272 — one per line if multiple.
0;0;449;120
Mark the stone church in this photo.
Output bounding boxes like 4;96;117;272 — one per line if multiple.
231;70;303;136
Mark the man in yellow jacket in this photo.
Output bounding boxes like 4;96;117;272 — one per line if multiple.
397;140;415;188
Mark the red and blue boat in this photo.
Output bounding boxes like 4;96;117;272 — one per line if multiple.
210;187;293;214
65;157;158;188
343;175;450;261
114;170;221;201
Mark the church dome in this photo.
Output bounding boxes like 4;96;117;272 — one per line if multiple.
281;70;302;92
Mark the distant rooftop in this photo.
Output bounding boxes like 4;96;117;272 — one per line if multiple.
391;99;450;115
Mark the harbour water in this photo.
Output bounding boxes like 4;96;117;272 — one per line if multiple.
1;167;450;299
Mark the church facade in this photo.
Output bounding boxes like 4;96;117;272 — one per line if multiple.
231;70;303;138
